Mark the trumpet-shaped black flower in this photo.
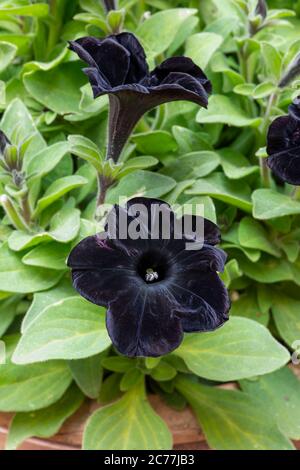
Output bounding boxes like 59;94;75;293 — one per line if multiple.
67;197;230;357
267;96;300;185
68;33;211;162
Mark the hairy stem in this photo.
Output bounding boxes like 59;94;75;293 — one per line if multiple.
20;192;31;226
97;175;113;207
258;92;277;187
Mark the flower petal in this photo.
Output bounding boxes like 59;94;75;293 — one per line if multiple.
69;36;130;86
267;151;300;185
106;286;183;357
114;32;149;83
105;198;185;256
266;116;290;156
83;67;110;97
150;76;209;108
174;244;227;273
151;56;211;94
171;272;230;332
67;234;134;306
180;214;221;246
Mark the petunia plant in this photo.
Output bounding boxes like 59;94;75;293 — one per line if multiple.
0;0;300;452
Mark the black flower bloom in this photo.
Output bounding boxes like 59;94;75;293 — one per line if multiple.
267;96;300;185
68;33;211;162
67;197;229;357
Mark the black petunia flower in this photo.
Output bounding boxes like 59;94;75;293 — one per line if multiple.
67;197;230;357
267;96;300;185
68;33;211;162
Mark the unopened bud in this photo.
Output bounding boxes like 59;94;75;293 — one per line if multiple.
0;130;11;155
4;145;19;170
255;0;267;20
0;194;29;231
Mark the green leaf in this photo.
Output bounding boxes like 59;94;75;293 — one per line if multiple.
118;156;158;178
271;293;300;348
238;255;293;283
120;368;144;392
0;243;62;293
150;362;177;382
33;175;87;216
0;335;72;412
241;367;300;440
176;376;294;450
220;259;243;287
69;351;108;399
13;297;111;364
172;125;212;153
238;217;280;257
106;170;176;203
0;34;32;56
185;32;223;70
83;380;172;450
252;82;277;99
197;95;262;127
0;41;17;73
22;242;70;270
132;131;177;154
261;42;282;82
25;141;70;178
136;8;196;59
101;356;137;373
176;317;289;381
0;4;49;19
230;289;269;326
23;62;87;115
22;47;69;75
6;384;83;450
0;98;45;156
222;223;261;262
8;205;81;251
182;196;217;223
186;173;252;212
219;148;259;179
68;135;103;172
234;83;256;96
252;189;300;219
99;373;122;405
21;278;75;333
163;151;220;181
0;296;18;336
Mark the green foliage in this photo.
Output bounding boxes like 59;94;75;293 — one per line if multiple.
0;0;299;452
83;379;172;450
176;375;294;450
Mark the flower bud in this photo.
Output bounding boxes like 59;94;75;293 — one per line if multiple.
255;0;267;20
0;194;29;231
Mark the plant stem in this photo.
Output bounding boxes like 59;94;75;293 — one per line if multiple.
258;92;277;187
46;0;66;59
97;175;114;207
20;192;31;226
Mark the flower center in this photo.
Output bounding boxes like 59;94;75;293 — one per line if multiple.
136;251;169;284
